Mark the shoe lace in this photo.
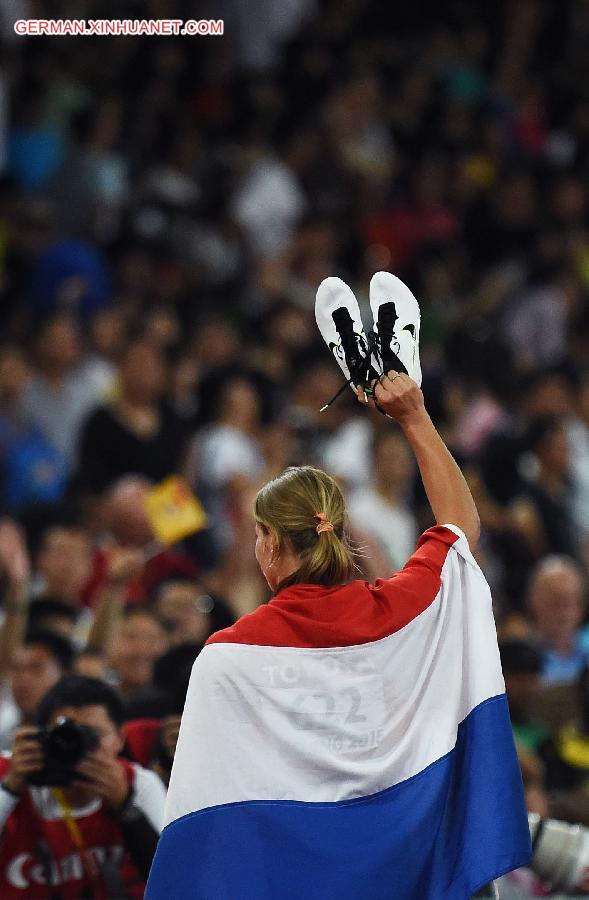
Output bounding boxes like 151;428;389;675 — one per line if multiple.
320;322;381;412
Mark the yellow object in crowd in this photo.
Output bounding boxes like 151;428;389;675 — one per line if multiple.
145;476;208;547
557;725;589;771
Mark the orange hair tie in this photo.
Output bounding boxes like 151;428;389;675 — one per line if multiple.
315;512;334;535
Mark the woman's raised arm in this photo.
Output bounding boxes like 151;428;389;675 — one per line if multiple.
369;372;481;548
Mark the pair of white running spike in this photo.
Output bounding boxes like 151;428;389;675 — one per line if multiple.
315;271;422;411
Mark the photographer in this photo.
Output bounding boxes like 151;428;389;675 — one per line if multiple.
0;629;74;750
0;676;165;898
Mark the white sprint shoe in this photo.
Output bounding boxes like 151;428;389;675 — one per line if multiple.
369;271;422;386
315;277;380;406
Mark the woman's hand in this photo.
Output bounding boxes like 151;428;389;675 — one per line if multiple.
363;371;426;426
360;370;480;546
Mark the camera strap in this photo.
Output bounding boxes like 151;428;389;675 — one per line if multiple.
51;788;106;899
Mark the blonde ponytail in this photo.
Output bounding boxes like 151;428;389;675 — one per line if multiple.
254;466;359;590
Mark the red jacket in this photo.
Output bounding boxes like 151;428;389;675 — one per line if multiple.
0;757;146;899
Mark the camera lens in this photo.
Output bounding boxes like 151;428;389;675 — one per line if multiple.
46;716;99;765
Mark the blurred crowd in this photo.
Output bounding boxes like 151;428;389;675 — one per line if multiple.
0;0;589;896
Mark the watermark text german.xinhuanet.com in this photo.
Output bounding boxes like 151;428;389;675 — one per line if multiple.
15;19;224;36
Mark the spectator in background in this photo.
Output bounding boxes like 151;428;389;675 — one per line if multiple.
108;607;168;708
347;428;417;572
501;267;574;370
86;475;205;607
152;576;234;646
122;641;202;781
32;520;93;609
77;338;185;494
0;676;166;899
149;642;201;785
81;540;177;720
0;345;68;511
100;476;154;549
479;370;573;511
527;555;588;684
84;306;126;384
0;629;73;750
230;139;306;260
499;638;550;754
539;664;589;828
47;96;129;243
476;372;575;603
20;312;106;469
518;415;579;560
290;357;354;470
188;373;266;552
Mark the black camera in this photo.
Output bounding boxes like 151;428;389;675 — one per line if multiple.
28;717;99;787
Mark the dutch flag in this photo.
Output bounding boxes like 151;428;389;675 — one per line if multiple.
146;525;531;899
